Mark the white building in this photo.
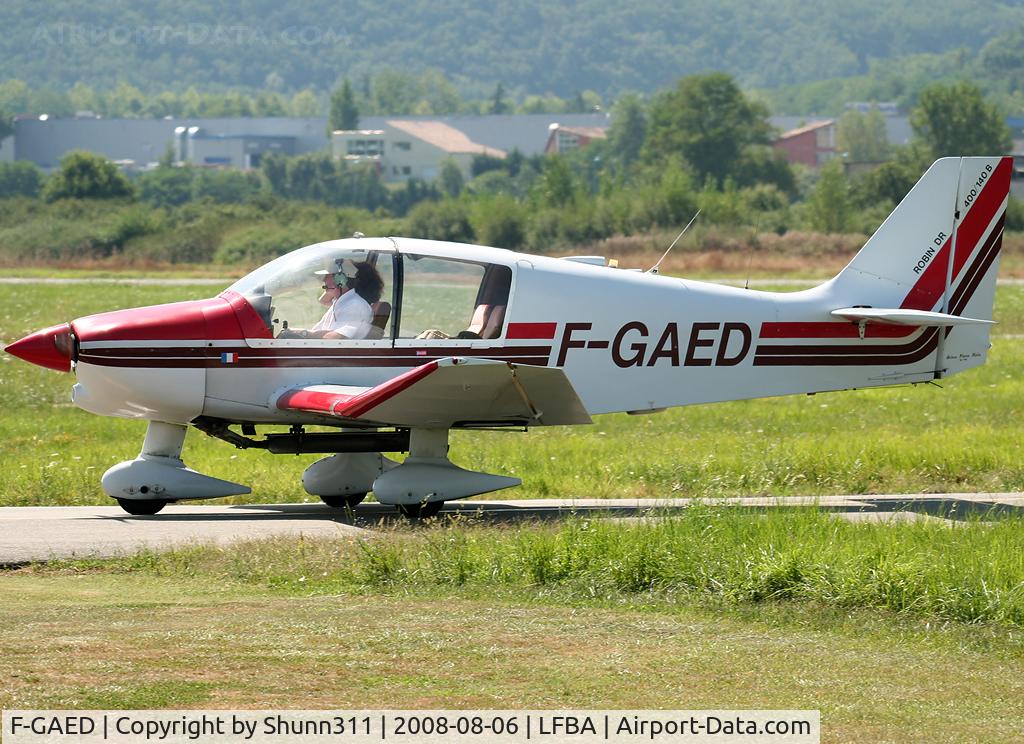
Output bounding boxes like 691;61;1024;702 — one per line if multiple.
332;120;505;182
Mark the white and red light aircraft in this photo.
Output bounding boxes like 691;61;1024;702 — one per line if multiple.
4;157;1013;517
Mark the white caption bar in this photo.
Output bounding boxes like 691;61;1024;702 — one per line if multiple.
4;710;819;743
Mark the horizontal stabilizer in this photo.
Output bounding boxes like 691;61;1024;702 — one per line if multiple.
276;357;592;428
831;307;995;327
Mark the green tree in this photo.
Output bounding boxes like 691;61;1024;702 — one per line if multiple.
290;89;320;117
0;108;11;142
910;82;1012;157
837;107;891;162
261;152;289;196
0;80;30;116
0;161;42;198
734;145;796;194
107;82;146;117
645;72;772;185
253;92;288;117
371;70;421;115
43;151;133;201
805;159;851;233
329;79;359;133
607;92;647;169
472;195;526;249
191;170;260;203
68;82;100;115
489;82;510;115
536;155;576;207
406;199;475;243
137;166;195;207
416;70;462;115
850;142;931;208
439;158;465;198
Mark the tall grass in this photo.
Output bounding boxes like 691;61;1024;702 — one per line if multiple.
97;508;1024;629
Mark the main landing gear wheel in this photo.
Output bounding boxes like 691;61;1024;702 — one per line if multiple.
396;501;443;519
115;498;168;516
320;493;367;509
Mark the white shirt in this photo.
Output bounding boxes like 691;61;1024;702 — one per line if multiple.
311;290;373;339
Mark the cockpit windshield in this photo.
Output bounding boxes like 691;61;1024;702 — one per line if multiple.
227;238;513;342
226;240;395;340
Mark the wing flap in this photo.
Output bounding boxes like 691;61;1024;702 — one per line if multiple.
276;383;372;416
276;358;591;427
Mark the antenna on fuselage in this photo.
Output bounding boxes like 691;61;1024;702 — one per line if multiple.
743;217;761;291
648;209;701;274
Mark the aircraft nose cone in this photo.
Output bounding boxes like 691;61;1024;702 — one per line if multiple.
4;323;74;372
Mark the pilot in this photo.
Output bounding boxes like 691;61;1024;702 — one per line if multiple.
282;260;384;340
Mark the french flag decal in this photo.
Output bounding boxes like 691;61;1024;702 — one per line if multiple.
221;352;239;364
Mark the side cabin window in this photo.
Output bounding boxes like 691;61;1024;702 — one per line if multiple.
399;256;511;340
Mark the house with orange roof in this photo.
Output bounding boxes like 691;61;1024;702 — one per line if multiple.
332;120;505;183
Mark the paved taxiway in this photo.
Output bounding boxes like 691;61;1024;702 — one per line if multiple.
2;493;1023;565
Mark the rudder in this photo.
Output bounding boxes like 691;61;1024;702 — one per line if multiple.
832;156;1012;377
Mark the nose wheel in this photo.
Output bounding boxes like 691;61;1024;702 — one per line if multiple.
115;498;169;515
396;500;443;519
319;493;367;509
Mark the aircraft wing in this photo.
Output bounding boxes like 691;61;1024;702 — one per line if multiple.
275;357;592;428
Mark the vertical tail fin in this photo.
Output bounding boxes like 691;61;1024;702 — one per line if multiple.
831;156;1012;377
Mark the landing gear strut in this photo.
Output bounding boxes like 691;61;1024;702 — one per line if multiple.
103;421;250;515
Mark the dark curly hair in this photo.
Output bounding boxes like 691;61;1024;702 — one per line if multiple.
351;261;385;304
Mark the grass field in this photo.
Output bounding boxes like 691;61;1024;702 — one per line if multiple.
2;515;1023;742
2;279;1024;506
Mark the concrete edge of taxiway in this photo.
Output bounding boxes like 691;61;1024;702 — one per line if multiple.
1;493;1023;565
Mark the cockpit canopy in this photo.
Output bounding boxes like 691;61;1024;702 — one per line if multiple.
227;239;513;341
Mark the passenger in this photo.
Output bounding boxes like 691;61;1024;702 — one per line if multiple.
281;260;384;340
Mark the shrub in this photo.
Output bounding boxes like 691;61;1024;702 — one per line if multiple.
214;222;330;265
137;166;195;207
1007;195;1024;232
191;169;260;203
43;151;134;202
405;199;475;243
472;195;527;249
0;161;43;198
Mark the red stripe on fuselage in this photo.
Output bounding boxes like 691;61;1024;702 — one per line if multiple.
752;214;1006;366
759;322;916;339
506;322;557;339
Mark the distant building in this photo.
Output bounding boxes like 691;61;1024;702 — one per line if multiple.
333;120;505;182
770;115;913;156
844;101;900;116
9;112;611;174
12;117;327;171
174;127;297;169
1011;124;1024;200
357;113;610;158
773;120;837;167
544;123;608;154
